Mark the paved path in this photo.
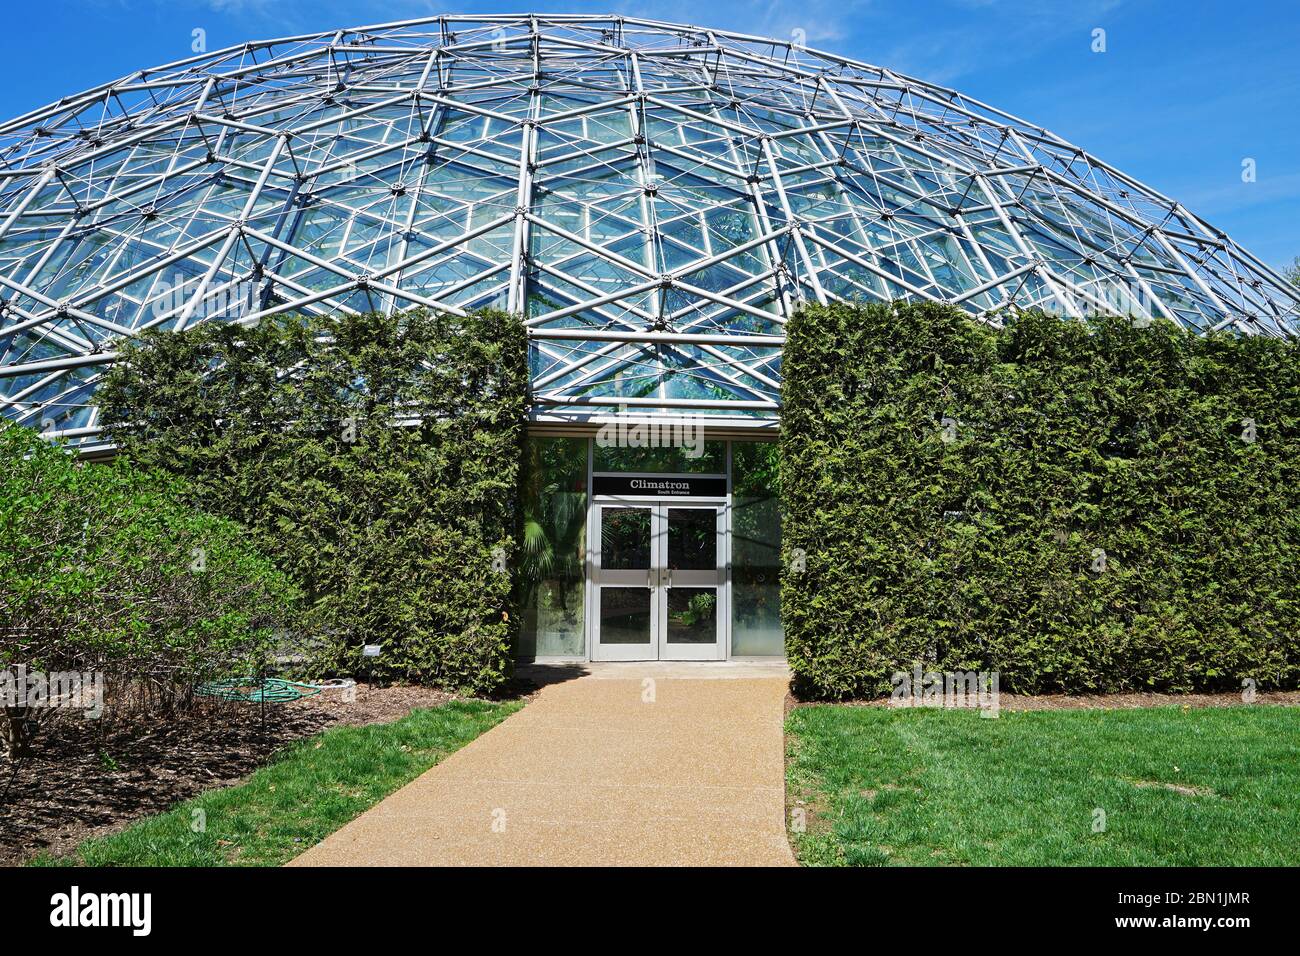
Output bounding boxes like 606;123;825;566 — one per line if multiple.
290;665;794;866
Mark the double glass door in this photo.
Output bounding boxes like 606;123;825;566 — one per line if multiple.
593;503;724;660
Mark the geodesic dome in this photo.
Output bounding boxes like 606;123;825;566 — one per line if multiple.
2;13;1298;445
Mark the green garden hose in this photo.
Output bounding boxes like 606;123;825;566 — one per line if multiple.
195;677;354;703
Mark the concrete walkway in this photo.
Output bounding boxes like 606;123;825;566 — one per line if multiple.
290;664;794;866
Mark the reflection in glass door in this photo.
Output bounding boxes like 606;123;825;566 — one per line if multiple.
594;507;654;659
661;507;721;659
592;503;724;660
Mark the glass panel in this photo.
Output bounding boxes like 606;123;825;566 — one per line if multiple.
518;437;587;658
599;587;652;644
666;588;717;644
731;441;784;656
601;507;651;569
667;508;716;570
593;438;725;474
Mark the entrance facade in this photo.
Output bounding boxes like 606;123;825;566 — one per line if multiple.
517;436;783;662
592;502;726;661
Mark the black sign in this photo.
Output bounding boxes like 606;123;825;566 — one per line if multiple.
591;474;727;497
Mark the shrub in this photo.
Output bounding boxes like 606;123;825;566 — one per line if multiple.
0;422;295;756
781;302;1300;698
95;309;527;695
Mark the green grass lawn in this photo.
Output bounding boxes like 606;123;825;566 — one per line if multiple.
33;699;520;867
787;704;1300;866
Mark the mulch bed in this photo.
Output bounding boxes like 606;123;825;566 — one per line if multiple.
0;683;503;867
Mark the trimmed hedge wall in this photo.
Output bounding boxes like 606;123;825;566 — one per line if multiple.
97;309;527;695
782;301;1300;699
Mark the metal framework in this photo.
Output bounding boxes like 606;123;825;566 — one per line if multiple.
2;13;1298;445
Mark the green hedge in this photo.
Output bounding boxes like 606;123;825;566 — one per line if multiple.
781;302;1300;699
96;309;527;695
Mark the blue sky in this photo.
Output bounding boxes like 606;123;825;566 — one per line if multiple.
6;0;1298;270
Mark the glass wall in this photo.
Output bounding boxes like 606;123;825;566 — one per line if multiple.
517;436;587;658
593;437;726;473
731;441;784;656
